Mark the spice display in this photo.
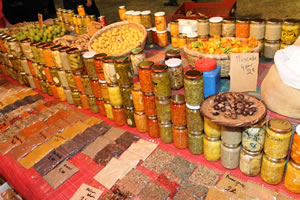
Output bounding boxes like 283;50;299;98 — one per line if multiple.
73;72;84;92
130;48;145;76
88;95;98;113
186;104;203;132
249;19;265;40
197;17;209;36
96;98;106;116
59;47;71;71
103;56;117;84
222;18;235;37
51;45;63;69
221;143;241;169
118;6;126;21
151;64;171;97
67;48;83;72
112;106;126;126
64;87;74;104
173;125;188;149
138;60;154;93
57;86;66;101
154;12;166;31
184;70;203;106
94;53;107;81
284;159;300;193
114;56;132;85
124;106;136;127
83;51;97;79
188;131;204;155
291;125;300;164
242;122;266;152
65;71;76;89
264;119;292;159
159;121;173;143
165;58;184;90
49;67;61;86
239;148;262;176
43;45;55;67
170;94;186;126
204;117;221;138
171;35;179;48
261;154;286;185
100;80;109;101
147;116;160;138
141;10;152;28
265;19;282;40
264;40;280;59
157;30;168;47
108;83;122;106
120;84;134;108
209;17;223;37
71;89;81;106
165;49;181;60
81;75;93;95
90;78;102;98
80;92;90;110
134;112;147;133
178;34;187;49
236;19;250;38
104;101;114;120
170;21;179;36
131;82;144;112
20;39;33;60
143;92;156;116
281;19;300;44
221;126;242;145
156;97;171;121
204;136;221;161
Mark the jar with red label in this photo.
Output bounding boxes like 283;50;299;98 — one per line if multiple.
80;92;90;110
96;97;106;116
134;112;147;133
157;30;168;47
236;19;250;38
90;78;102;98
138;60;154;93
154;12;166;31
73;72;84;92
112;105;126;126
143;92;156;116
147;116;160;138
171;94;186;126
94;53;107;81
131;82;144;112
173;125;188;149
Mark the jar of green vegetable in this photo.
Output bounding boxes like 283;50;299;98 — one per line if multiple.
159;120;173;143
67;48;84;73
155;96;171;121
115;56;133;85
188;131;204;155
186;103;204;132
184;70;204;106
151;64;171;98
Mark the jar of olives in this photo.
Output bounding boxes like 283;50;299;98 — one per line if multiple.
138;60;154;93
49;67;61;86
141;10;152;28
67;48;84;73
130;48;145;76
159;120;173;144
188;131;204;155
120;84;134;107
151;64;171;98
165;58;184;90
37;43;47;65
114;56;132;85
83;51;97;79
184;70;204;106
155;97;171;121
65;70;76;89
103;56;117;84
124;106;136;127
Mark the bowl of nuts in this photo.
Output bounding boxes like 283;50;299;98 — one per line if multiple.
200;92;267;127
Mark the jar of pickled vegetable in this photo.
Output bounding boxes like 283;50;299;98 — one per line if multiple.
154;12;166;31
184;70;204;106
78;26;87;34
46;81;53;96
108;83;122;106
104;101;114;120
132;11;142;24
281;19;300;44
156;97;171;121
284;159;300;193
87;95;98;112
96;97;106;116
43;45;55;67
81;75;93;95
242;121;266;152
64;87;74;104
204;136;221;161
8;38;22;58
221;126;242;145
239;148;262;177
39;79;47;93
67;48;83;73
83;51;97;79
188;131;204;155
138;60;154;93
236;19;250;38
264;119;292;159
151;64;171;97
66;70;76;89
265;19;282;41
170;94;186;126
49;67;60;86
186;104;203;132
115;56;132;85
291;125;300;164
131;82;144;112
143;92;156;116
37;43;47;65
103;56;117;84
124;106;136;127
51;45;63;69
20;57;30;74
209;17;223;37
264;40;280;59
221;143;241;169
170;20;179;36
159;120;173;143
112;105;126;126
80;92;90;109
59;47;71;71
134;112;147;133
147;116;160;138
90;78;102;98
120;84;134;107
130;48;145;76
94;53;107;81
157;30;168;47
173;125;188;149
250;19;265;40
141;10;152;28
165;49;181;61
178;34;187;49
197;17;209;36
222;18;236;37
204;117;221;138
43;66;53;83
100;80;109;101
73;72;84;92
71;89;81;106
20;39;33;60
165;58;184;90
261;154;286;185
146;28;153;44
118;6;126;21
171;35;179;48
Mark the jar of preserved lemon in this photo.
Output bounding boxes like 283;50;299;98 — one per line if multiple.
118;6;126;21
261;154;286;185
141;10;152;28
170;21;179;36
204;117;221;138
264;119;292;159
209;17;223;37
222;18;235;37
265;19;282;41
281;19;300;44
284;159;300;193
171;35;179;48
204;136;221;161
239;148;262;176
154;12;166;31
197;17;209;36
250;19;265;40
157;30;168;47
178;34;187;49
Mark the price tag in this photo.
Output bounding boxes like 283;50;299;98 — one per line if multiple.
216;173;246;195
70;183;103;200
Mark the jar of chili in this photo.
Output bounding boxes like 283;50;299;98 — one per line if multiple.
114;56;133;85
73;71;84;92
151;64;171;98
130;48;145;76
108;83;122;106
184;70;204;106
170;20;179;36
165;58;184;90
83;51;97;79
90;78;102;98
143;92;156;116
96;97;106;116
104;101;114;120
100;79;109;101
80;92;90;110
120;84;134;107
138;60;154;93
209;17;223;37
125;106;136;127
156;97;171;121
173;125;188;149
170;94;186;126
236;19;250;38
131;82;144;112
112;105;126;126
147;115;160;138
159;120;173;143
94;53;107;81
134;111;147;133
81;74;93;95
188;131;204;155
165;49;181;61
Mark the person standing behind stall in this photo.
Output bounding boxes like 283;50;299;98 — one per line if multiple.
63;0;100;17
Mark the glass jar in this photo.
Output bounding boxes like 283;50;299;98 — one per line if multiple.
67;48;83;73
178;34;187;49
124;106;136;127
3;36;11;55
130;48;145;76
143;92;156;116
186;32;198;45
49;67;60;86
281;19;300;44
184;70;204;106
100;80;109;101
265;19;282;40
108;83;122;106
71;89;81;106
88;95;98;113
114;56;132;85
43;66;53;83
27;75;36;89
173;125;188;149
197;17;209;36
27;60;36;76
59;47;71;71
64;87;74;104
147;116;160;138
204;117;221;138
261;154;286;185
83;51;97;79
51;45;63;69
20;39;33;60
264;119;292;159
204;136;221;161
151;64;171;97
8;38;22;58
171;35;179;48
165;49;181;61
80;92;90;110
112;105;126;126
157;30;168;47
138;60;154;93
94;53;107;81
65;70;76;89
125;10;134;21
154;11;166;31
156;97;171;121
222;18;236;37
46;81;53;96
242;121;266;152
280;42;291;49
39;79;47;93
249;19;265;40
78;26;87;35
131;82;144;112
284;159;300;193
263;40;280;59
37;43;47;65
188;131;204;155
77;5;85;16
221;126;242;145
96;97;106;116
165;58;184;90
159;121;173;143
104;101;114;120
118;6;126;21
170;94;186;126
90;78;102;98
81;75;93;95
120;84;134;108
291;125;300;164
103;56;117;84
57;86;66;101
43;45;55;67
221;143;241;169
84;15;91;26
73;72;84;92
209;17;223;37
20;57;31;74
33;76;41;91
170;20;179;36
239;148;262;177
186;104;203;132
56;8;63;21
146;28;153;44
236;19;250;38
141;10;152;28
132;11;142;24
134;112;147;133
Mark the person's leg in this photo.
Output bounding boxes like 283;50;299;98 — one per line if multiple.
164;0;178;6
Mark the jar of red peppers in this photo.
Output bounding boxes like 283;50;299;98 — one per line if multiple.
159;120;173;143
90;78;102;98
94;53;107;81
173;125;188;149
147;116;160;138
96;97;106;116
236;19;250;38
143;92;156;116
112;105;126;126
170;94;186;126
131;82;144;112
138;60;154;93
134;111;147;133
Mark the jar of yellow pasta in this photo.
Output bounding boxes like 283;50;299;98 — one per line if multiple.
204;117;221;138
284;159;300;193
281;19;300;44
204;136;221;161
261;154;286;185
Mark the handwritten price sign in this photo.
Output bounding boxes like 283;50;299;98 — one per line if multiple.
70;184;103;200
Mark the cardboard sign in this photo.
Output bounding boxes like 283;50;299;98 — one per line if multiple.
70;183;104;200
216;172;246;195
87;21;102;37
230;53;259;92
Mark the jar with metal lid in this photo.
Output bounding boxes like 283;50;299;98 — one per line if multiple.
291;125;300;164
170;94;186;126
112;105;126;126
186;32;198;45
242;121;266;152
80;92;90;109
170;20;179;36
83;51;97;79
264;119;292;159
134;111;147;133
65;70;76;89
157;30;168;47
3;36;11;55
184;70;204;106
239;148;262;176
222;18;236;37
40;79;47;93
87;95;98;113
77;5;85;17
31;42;40;63
209;17;223;37
261;154;286;185
94;53;107;81
141;10;152;28
90;78;102;98
154;11;166;31
188;131;204;155
138;60;154;93
96;97;106;116
171;35;179;48
49;67;60;86
147;115;160;138
51;45;63;69
125;10;134;21
131;82;144;112
132;11;142;24
143;92;156;116
8;38;22;58
130;48;145;76
84;15;91;26
104;101;114;120
20;57;31;74
236;19;250;38
59;47;71;71
204;136;221;161
64;87;74;104
197;17;209;36
37;43;47;65
43;44;55;67
186;104;203;132
284;159;300;193
281;19;300;44
107;83;122;106
78;25;87;34
27;75;36;89
146;28;153;44
249;19;265;40
46;81;53;96
151;64;171;97
43;65;52;83
159;120;173;143
67;48;83;72
100;80;109;101
124;106;136;127
115;56;132;85
33;76;41;90
20;39;33;60
118;6;126;21
264;40;280;59
165;49;181;61
221;143;241;169
221;126;242;145
81;75;93;95
71;89;81;106
155;97;171;121
166;58;184;90
178;34;187;49
57;86;66;101
204;117;221;138
265;19;282;40
103;56;117;84
120;84;133;107
173;125;188;149
73;72;84;92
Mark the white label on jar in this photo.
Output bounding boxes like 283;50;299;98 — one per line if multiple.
53;77;59;84
127;118;132;125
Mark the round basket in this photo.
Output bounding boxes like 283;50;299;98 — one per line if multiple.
184;38;263;77
88;21;147;57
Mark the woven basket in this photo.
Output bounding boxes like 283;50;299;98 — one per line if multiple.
88;21;147;57
184;38;263;77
